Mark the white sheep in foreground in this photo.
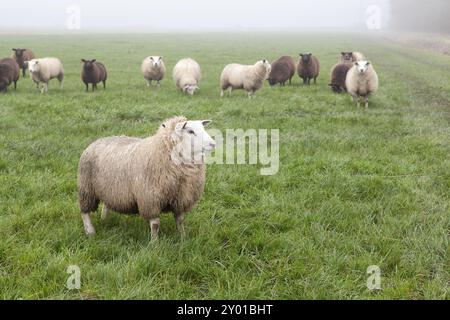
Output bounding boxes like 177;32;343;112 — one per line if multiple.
27;58;64;93
345;60;379;109
172;58;201;95
77;116;216;241
141;56;166;87
220;60;271;98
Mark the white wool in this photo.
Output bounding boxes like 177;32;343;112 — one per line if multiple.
172;58;201;95
141;56;166;85
28;57;64;93
220;60;271;98
345;60;379;108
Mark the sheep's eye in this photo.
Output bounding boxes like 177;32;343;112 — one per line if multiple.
188;130;195;135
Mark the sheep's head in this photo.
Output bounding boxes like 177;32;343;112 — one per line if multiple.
299;53;313;64
355;61;371;74
12;48;26;58
149;56;163;68
341;52;353;61
170;119;216;165
183;84;199;96
28;60;40;74
81;59;96;70
256;59;271;79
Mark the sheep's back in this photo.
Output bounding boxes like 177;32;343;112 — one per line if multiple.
0;58;19;82
36;58;64;80
173;59;201;83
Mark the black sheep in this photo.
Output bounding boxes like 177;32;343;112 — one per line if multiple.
268;56;296;86
329;62;352;93
81;59;108;92
0;58;20;93
12;48;35;78
297;53;320;85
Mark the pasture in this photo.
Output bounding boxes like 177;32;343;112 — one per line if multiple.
0;33;448;299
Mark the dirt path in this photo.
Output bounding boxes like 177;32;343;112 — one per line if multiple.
385;32;450;56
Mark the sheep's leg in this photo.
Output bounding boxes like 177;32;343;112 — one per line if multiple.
85;83;88;92
81;213;96;236
174;213;186;240
314;77;317;84
149;218;160;242
22;68;26;78
365;96;369;109
157;80;161;88
103;81;106;90
148;80;152;87
101;204;110;220
14;81;17;91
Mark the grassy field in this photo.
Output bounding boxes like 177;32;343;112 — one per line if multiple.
0;33;449;300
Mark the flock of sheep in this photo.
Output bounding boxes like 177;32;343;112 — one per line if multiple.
2;48;379;108
1;47;380;240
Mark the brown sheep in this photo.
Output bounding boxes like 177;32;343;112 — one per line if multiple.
268;56;296;86
297;53;320;85
329;62;352;93
0;58;20;93
341;52;365;63
12;48;35;78
81;59;107;92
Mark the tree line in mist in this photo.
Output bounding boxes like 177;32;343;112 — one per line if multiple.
390;0;450;32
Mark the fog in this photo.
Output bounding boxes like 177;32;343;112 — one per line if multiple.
0;0;390;32
1;0;449;33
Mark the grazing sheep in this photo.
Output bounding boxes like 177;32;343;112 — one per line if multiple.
81;59;107;92
220;60;271;98
173;58;201;95
12;48;35;78
346;60;379;109
0;58;19;93
329;62;352;93
268;56;296;86
77;116;216;240
28;58;64;93
141;56;166;87
341;51;365;62
297;53;320;85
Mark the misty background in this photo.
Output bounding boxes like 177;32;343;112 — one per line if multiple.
0;0;448;32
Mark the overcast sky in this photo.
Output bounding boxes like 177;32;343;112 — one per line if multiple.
0;0;390;32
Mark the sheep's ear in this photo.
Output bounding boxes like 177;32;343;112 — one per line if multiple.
175;121;187;134
92;59;96;63
161;123;166;128
341;52;345;56
202;120;212;127
366;61;371;66
159;56;163;60
12;48;17;52
81;59;86;63
149;57;154;60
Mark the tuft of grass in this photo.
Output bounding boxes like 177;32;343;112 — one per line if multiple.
0;33;449;299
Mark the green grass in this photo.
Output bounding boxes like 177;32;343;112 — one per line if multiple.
0;33;449;300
